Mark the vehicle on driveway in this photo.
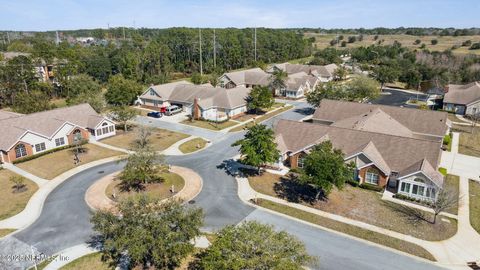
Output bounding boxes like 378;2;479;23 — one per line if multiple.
147;111;162;118
165;105;182;116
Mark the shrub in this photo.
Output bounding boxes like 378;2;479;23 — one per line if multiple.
359;183;383;192
12;140;88;164
347;36;357;43
443;134;451;146
340;41;347;47
414;39;421;45
470;43;480;50
347;179;359;187
438;167;448;176
462;40;472;47
431;39;438;45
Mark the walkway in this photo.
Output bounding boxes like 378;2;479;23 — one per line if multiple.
441;132;480;181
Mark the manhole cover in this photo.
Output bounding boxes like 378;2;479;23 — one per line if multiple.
98;171;105;174
188;200;196;204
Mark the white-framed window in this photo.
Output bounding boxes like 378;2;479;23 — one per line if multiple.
97;128;103;136
400;182;411;193
411;184;425;196
15;144;27;158
149;89;156;96
35;142;46;152
365;169;380;185
73;129;83;142
102;127;108;134
55;137;65;146
297;155;306;168
109;126;114;132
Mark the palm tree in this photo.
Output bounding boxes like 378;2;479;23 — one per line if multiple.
269;69;288;96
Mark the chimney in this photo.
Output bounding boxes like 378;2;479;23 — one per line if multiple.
193;98;200;120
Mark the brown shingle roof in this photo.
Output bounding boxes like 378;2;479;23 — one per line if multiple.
444;82;480;105
274;119;442;176
397;158;444;187
224;68;271;86
272;63;338;78
312;99;448;138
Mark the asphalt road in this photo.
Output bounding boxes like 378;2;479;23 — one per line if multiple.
372;88;428;108
0;100;445;270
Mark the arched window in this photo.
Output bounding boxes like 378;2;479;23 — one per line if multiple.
365;168;380;185
15;144;27;158
73;129;83;142
414;178;425;183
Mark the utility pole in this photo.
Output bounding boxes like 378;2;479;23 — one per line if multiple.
6;32;10;44
254;27;257;62
213;29;216;69
199;28;203;77
123;27;126;40
55;31;60;45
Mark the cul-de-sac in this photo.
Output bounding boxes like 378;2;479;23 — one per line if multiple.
1;1;480;269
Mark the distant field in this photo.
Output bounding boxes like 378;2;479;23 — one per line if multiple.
305;33;480;55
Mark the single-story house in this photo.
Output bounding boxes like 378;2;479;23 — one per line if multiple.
274;72;319;99
218;68;271;89
268;63;338;82
138;82;250;121
443;82;480;116
274;119;444;202
312;99;449;142
0;104;116;163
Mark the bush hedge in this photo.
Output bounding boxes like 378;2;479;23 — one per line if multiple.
346;179;359;187
12;140;88;164
359;183;383;192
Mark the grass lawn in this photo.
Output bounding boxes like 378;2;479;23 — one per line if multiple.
234;103;286;123
0;229;15;238
229;105;293;132
132;107;150;116
444;175;460;215
470;180;480;234
106;172;185;201
16;144;123;180
452;124;480;157
101;128;189;151
256;199;435;261
181;119;237;131
178;138;208;154
49;98;67;108
0;169;38;220
60;252;111;270
248;172;457;241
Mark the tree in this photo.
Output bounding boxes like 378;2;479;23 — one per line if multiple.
191;72;204;85
345;76;380;101
340;41;347;47
414;39;421;45
470;43;480;50
64;74;101;99
231;124;279;171
373;65;400;90
197;221;316;270
270;69;288;92
133;125;153;150
111;106;137;132
105;74;142;105
431;39;438;45
432;188;458;224
306;82;345;107
333;66;348;81
118;147;166;191
67;91;105;113
91;197;203;269
299;141;354;199
347;36;357;43
10;176;25;192
12;90;52;114
246;86;274;114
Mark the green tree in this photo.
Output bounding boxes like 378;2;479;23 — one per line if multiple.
345;76;380;101
232;124;279;171
105;74;142;105
10;176;25;192
246;86;274;114
431;39;438;45
91;197;203;269
299;141;354;199
270;69;288;92
373;65;400;90
12;90;52;114
67;91;105;113
191;72;204;85
306;82;345;107
197;221;316;270
333;66;348;81
118;146;165;191
111;106;137;132
64;74;101;99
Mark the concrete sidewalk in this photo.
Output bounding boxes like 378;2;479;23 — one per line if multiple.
2;163;49;187
441;132;480;181
43;244;97;270
0;156;125;230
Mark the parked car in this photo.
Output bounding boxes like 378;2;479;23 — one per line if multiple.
147;111;162;118
165;105;182;116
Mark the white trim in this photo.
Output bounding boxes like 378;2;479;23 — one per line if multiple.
397;170;441;188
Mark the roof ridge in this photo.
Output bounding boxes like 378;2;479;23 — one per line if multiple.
321;99;447;115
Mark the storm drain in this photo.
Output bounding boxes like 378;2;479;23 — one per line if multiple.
98;170;105;174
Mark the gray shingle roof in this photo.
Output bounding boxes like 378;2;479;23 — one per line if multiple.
274;119;443;179
312;99;448;138
271;63;338;78
223;68;271;87
444;82;480;105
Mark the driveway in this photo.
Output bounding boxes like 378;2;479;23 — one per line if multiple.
0;100;444;270
372;88;428;108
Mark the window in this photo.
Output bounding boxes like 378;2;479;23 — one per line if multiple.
149;89;156;96
97;129;103;136
102;127;108;134
55;137;65;147
15;144;27;158
109;126;114;132
297;155;306;168
35;143;46;152
73;129;83;142
400;182;411;193
365;169;379;185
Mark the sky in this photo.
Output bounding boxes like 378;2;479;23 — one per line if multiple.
1;0;479;31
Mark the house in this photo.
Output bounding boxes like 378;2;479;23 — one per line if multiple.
268;63;338;82
274;72;319;99
218;68;271;89
0;104;116;164
312;99;449;142
138;82;250;121
443;82;480;116
274;119;444;202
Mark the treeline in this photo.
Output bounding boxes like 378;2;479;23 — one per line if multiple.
0;28;312;110
299;27;480;36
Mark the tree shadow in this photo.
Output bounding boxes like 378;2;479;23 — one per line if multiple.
383;201;431;224
273;174;319;204
294;107;314;116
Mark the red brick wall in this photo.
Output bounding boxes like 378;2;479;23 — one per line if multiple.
359;166;388;187
67;128;90;145
7;142;34;163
